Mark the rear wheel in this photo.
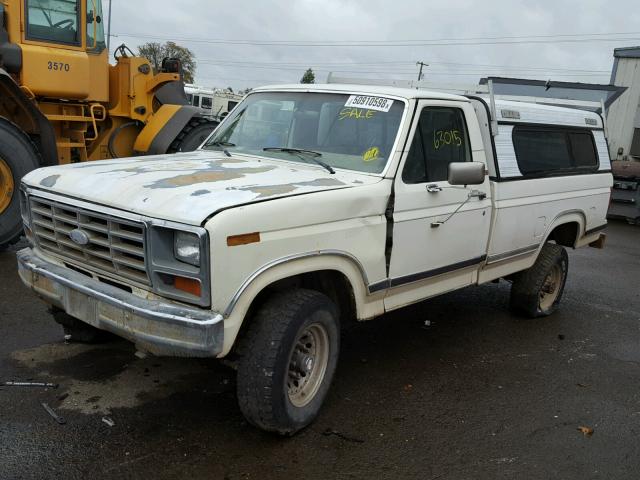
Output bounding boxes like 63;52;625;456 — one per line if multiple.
236;289;340;435
0;119;42;250
510;243;569;317
167;117;218;153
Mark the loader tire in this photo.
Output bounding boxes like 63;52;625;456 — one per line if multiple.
510;243;568;318
167;117;218;153
236;289;340;435
0;119;42;250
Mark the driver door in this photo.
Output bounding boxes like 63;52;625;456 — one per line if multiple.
385;100;492;311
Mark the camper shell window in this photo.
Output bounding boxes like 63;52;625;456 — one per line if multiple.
512;125;599;177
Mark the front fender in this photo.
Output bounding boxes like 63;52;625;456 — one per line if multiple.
218;252;384;357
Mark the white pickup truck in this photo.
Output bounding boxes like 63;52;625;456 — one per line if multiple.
17;84;612;434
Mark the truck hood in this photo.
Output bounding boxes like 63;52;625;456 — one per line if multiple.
23;151;382;225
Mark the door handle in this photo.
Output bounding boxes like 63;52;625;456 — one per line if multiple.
426;184;442;193
469;190;487;200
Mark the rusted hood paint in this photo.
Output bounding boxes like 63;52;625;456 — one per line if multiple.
22;151;382;225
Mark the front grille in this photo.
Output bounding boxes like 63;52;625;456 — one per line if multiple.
29;196;150;286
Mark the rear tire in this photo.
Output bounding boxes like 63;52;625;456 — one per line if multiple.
236;289;340;435
0;119;42;249
167;117;218;153
50;308;112;343
510;243;569;318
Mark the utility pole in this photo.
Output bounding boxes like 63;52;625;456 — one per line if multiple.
106;0;113;51
416;61;428;81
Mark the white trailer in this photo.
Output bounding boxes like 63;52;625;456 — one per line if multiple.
184;84;243;122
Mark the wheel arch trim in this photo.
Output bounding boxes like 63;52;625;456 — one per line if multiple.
219;249;378;356
223;250;372;319
542;209;587;248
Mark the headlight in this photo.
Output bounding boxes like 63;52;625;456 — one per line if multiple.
148;225;210;307
174;231;201;266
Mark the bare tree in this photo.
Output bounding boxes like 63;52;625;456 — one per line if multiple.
138;41;197;83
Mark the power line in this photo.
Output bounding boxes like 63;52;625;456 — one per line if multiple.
196;58;609;73
196;60;611;77
198;61;610;76
326;70;609;77
113;31;640;47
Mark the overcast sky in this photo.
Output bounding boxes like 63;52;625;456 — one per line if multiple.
106;0;640;91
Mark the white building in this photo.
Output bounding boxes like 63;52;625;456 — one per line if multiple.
608;47;640;161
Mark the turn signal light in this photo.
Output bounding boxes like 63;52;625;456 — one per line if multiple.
227;232;260;246
174;276;202;297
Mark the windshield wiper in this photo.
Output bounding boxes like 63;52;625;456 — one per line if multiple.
208;141;236;147
263;147;335;174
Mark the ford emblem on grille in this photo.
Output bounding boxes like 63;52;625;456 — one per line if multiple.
69;228;90;246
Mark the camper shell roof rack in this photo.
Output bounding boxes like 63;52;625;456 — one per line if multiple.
326;72;609;136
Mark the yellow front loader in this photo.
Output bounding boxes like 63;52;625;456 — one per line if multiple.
0;0;218;248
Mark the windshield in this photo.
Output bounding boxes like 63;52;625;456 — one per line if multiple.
203;91;406;174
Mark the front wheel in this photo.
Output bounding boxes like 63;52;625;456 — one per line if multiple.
510;243;569;318
236;289;340;435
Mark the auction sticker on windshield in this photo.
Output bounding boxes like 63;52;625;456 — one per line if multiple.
344;95;394;113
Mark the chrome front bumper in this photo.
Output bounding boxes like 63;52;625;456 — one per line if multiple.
17;248;224;357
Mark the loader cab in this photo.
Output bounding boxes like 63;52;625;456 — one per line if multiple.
20;0;109;101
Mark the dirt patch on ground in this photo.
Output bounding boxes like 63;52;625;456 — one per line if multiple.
11;341;225;415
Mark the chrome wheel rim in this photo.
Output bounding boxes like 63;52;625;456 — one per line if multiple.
539;264;562;311
0;158;14;215
287;322;330;408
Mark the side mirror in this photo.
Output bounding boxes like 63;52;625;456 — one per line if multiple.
448;162;486;186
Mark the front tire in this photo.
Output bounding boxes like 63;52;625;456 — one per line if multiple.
236;289;340;435
510;243;569;318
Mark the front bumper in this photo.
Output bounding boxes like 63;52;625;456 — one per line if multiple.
17;248;224;357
